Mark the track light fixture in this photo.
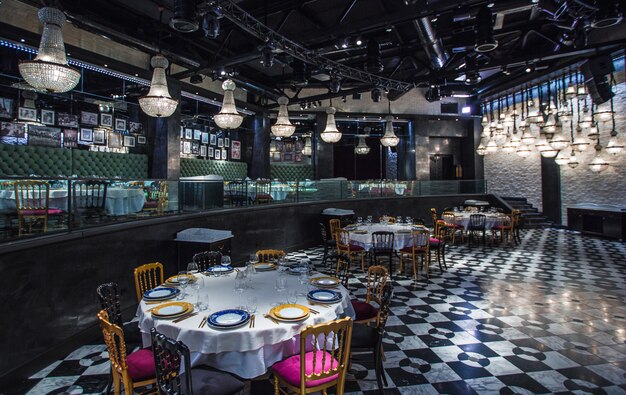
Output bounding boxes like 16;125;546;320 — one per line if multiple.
260;46;274;68
330;73;342;94
169;0;199;33
371;87;382;102
365;38;384;73
203;13;220;38
591;0;623;28
474;6;498;52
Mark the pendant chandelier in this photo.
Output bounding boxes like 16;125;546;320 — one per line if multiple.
301;134;313;156
604;95;623;155
486;136;499;153
568;150;579;168
476;138;488;156
521;128;535;144
355;135;370;155
18;7;80;93
214;79;244;129
320;104;342;143
589;145;610;172
138;54;179;117
380;98;400;147
271;96;296;137
549;129;570;150
516;143;531;158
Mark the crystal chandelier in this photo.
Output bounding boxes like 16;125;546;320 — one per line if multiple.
271;96;296;137
18;7;80;93
501;131;516;153
380;115;400;147
355;135;370;155
214;79;244;129
589;145;610;173
604;95;622;155
521;128;535;144
476;139;488;156
486;137;499;153
568;151;579;168
301;135;313;156
549;129;570;150
138;55;179;117
320;107;342;143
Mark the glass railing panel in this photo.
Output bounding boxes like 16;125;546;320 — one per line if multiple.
296;180;320;202
179;180;224;213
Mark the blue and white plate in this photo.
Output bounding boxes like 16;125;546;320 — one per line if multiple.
206;265;234;275
207;309;250;329
143;287;180;301
307;289;342;304
287;266;311;275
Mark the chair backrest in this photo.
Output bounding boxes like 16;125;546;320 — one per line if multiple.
98;310;130;383
96;282;123;328
298;317;353;394
255;180;271;196
14;180;49;212
378;215;396;223
134;262;164;302
413;218;426;226
365;265;388;305
335;254;350;288
335;229;352;251
256;249;285;263
377;283;394;328
73;180;108;211
469;214;486;229
435;220;450;242
410;229;430;250
371;231;394;252
328;219;341;240
151;328;192;395
193;251;222;271
320;222;330;243
430;208;437;225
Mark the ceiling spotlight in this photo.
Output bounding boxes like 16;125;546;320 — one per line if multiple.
475;6;498;52
260;46;274;67
202;14;220;38
365;38;384;73
330;74;342;93
371;87;382;102
336;35;350;49
464;56;481;85
355;37;363;46
169;0;199;33
591;1;623;28
501;65;511;75
525;63;535;73
290;59;309;88
190;74;203;84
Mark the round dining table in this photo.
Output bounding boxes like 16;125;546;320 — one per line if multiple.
137;268;355;379
347;222;426;250
442;212;508;230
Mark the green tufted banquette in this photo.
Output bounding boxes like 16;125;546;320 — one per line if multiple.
72;150;148;179
0;144;72;177
270;164;314;181
180;158;248;179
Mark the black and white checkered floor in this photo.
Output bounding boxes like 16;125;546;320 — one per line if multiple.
12;229;626;394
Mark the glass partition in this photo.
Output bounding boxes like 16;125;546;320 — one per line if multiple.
0;177;486;242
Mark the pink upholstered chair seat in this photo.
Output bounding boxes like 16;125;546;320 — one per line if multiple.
256;194;272;200
429;238;440;246
493;225;511;230
143;201;158;208
21;209;64;215
348;244;365;251
272;350;339;388
351;300;378;321
399;246;427;253
126;348;156;381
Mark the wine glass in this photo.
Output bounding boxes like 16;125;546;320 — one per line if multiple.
177;271;189;299
235;272;246;309
187;261;199;274
367;215;373;225
287;289;297;304
357;217;363;225
221;255;232;267
405;216;412;226
396;216;402;224
249;254;259;265
246;295;258;315
191;277;206;310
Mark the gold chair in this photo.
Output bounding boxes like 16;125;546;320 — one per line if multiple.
256;249;286;263
492;211;517;244
441;211;464;243
378;215;396;223
328;218;341;241
143;181;168;215
97;310;157;395
133;262;164;303
399;229;430;281
272;317;353;395
352;265;387;325
336;229;366;273
430;208;438;227
254;180;272;204
14;180;64;236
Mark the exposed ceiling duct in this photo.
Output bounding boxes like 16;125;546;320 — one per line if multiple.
169;0;199;33
413;17;449;70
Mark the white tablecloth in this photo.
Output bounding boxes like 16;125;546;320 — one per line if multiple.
443;213;507;230
137;270;355;379
0;189;68;210
348;223;419;250
225;183;293;201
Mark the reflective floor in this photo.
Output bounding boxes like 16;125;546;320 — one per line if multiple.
13;228;626;394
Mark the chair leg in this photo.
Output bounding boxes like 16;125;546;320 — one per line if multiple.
273;375;280;395
374;350;385;394
361;253;365;273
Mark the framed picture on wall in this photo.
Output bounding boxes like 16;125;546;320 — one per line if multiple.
283;153;293;162
0;97;14;119
225;137;230;147
63;129;78;148
100;113;113;128
81;111;98;126
208;146;214;158
185;128;193;140
18;107;37;122
93;128;106;144
192;141;200;154
28;125;62;147
201;132;209;144
137;136;147;144
221;148;227;160
272;152;281;162
295;140;303;152
108;131;122;148
231;140;241;160
193;129;202;140
294;153;302;162
200;145;207;157
217;137;224;148
41;109;55;125
215;149;221;160
210;134;217;145
1;122;27;145
115;118;127;131
275;141;284;151
182;141;191;154
129;121;143;134
123;135;136;147
57;113;79;127
284;142;294;152
80;127;93;142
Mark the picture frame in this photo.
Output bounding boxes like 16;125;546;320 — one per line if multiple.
100;113;113;128
108;131;122;149
200;145;207;157
57;113;78;128
182;140;191;154
221;148;227;160
18;107;37;122
295;153;303;162
295;140;304;152
193;129;202;140
1;122;27;145
217;137;224;148
0;97;14;119
28;125;62;147
185;128;193;140
284;142;294;152
201;132;209;144
93;128;106;144
225;137;230;147
214;149;221;160
208;146;214;158
123;135;136;147
272;152;281;162
115;118;127;131
210;134;217;145
275;141;284;152
129;121;143;134
231;140;241;160
192;141;200;155
283;152;293;162
80;127;93;142
63;129;78;148
137;136;147;144
81;111;98;126
41;109;55;125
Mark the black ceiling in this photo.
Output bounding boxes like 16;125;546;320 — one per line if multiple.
18;0;626;105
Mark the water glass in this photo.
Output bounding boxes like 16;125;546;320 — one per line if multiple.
177;271;189;299
287;289;298;304
357;217;363;225
396;216;402;224
249;254;259;264
275;276;287;292
246;296;258;314
367;215;373;225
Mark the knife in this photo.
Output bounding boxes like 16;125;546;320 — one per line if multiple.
173;312;198;323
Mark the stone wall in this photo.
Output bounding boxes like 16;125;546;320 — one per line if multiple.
386;149;398;179
484;149;543;210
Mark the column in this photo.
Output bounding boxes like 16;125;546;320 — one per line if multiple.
413;116;430;181
250;114;270;179
149;78;181;180
397;120;416;180
541;157;562;225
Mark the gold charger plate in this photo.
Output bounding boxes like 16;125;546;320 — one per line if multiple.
165;274;197;285
151;301;194;319
310;276;341;288
271;304;310;321
253;263;277;271
352;230;368;234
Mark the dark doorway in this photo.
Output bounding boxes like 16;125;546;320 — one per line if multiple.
430;154;455;180
334;138;385;180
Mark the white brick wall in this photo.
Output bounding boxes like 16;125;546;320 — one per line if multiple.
485;150;543;211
